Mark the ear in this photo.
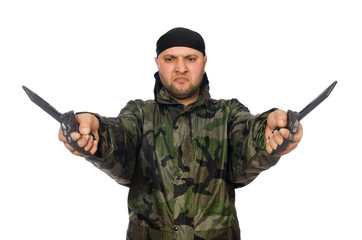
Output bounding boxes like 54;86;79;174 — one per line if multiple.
203;55;207;73
154;57;159;67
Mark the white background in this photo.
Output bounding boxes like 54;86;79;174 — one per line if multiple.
1;0;361;239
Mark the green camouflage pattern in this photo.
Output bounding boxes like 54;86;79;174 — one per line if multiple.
86;72;280;239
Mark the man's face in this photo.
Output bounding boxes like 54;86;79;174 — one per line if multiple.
155;47;207;105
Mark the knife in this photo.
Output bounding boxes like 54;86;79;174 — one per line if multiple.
271;81;337;156
22;86;94;157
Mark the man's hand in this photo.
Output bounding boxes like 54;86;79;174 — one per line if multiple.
265;109;303;156
58;113;100;157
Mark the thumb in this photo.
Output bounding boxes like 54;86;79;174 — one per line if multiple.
275;110;287;128
75;113;94;135
267;109;287;130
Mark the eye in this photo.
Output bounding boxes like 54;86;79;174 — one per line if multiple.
164;57;174;62
186;57;197;62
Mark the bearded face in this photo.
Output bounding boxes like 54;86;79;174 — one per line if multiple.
155;47;207;105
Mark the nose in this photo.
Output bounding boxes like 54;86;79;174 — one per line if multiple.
174;58;188;73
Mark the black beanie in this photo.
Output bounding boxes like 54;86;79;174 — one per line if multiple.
156;27;205;56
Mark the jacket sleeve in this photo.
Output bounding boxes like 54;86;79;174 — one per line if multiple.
85;100;143;187
227;99;280;188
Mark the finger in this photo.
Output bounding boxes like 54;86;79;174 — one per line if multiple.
70;132;82;142
83;135;94;152
90;140;98;155
266;128;292;155
292;123;303;142
268;136;279;150
273;130;285;146
279;128;290;139
76;134;90;148
266;140;273;154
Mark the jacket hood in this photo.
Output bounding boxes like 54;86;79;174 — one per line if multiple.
153;71;210;106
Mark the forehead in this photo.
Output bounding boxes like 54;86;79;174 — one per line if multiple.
159;46;203;57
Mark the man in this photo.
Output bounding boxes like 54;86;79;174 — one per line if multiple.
59;27;303;240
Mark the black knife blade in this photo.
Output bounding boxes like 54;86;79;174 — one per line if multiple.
298;81;337;121
22;86;63;123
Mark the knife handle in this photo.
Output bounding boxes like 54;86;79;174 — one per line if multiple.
270;110;300;156
60;111;94;157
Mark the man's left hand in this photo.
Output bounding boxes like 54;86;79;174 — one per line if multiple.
265;109;303;156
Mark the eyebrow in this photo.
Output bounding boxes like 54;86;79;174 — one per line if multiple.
162;54;199;58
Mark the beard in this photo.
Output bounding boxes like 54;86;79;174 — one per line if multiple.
164;82;200;100
159;73;203;101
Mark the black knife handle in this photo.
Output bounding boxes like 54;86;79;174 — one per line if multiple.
60;111;94;157
270;110;300;156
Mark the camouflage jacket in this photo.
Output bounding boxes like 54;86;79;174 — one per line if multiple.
86;72;280;240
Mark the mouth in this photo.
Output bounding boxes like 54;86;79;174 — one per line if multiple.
173;76;189;83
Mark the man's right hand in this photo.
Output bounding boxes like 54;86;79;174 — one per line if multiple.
58;113;100;157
